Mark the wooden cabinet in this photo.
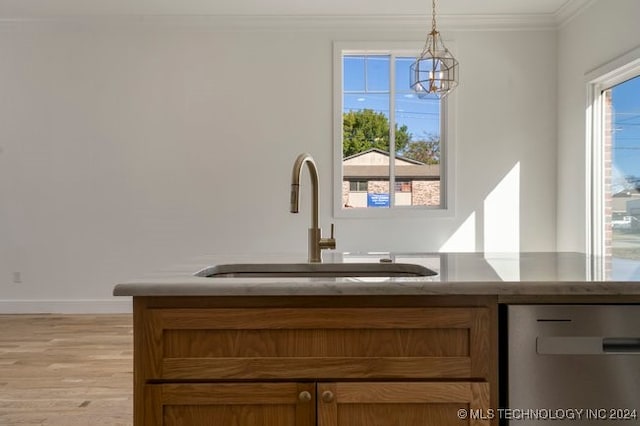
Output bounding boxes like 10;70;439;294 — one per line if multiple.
144;383;315;426
133;296;497;425
144;381;489;426
318;382;489;426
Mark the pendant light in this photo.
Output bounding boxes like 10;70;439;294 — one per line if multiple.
410;0;459;98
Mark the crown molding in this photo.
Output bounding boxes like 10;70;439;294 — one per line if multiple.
0;13;560;32
554;0;597;27
0;0;601;31
435;14;555;31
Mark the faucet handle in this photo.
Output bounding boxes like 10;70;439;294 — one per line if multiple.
319;223;336;250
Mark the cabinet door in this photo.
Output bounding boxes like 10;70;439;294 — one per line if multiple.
317;382;490;426
143;382;315;426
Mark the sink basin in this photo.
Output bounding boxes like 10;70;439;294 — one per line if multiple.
196;263;437;278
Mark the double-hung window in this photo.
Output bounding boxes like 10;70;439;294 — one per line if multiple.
333;42;455;217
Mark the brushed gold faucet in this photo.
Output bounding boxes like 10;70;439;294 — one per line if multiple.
290;153;336;263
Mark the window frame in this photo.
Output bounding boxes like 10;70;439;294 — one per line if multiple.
586;45;640;278
332;41;456;219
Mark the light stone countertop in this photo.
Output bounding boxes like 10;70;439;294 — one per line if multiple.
112;252;640;297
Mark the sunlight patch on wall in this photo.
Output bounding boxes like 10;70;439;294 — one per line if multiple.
439;212;476;252
484;162;520;253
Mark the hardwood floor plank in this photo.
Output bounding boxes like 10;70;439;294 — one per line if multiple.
0;314;133;425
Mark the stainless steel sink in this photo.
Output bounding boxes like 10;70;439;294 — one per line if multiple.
195;263;437;278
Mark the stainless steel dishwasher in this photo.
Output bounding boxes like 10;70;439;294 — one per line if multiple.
508;305;640;425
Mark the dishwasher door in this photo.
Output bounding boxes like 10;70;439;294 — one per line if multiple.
508;305;640;425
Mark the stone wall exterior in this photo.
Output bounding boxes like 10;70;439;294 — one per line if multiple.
411;181;440;206
341;180;440;208
341;181;349;207
368;181;389;194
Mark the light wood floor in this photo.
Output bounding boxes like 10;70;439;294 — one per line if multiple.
0;315;133;425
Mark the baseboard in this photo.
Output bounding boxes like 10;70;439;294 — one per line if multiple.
0;298;133;314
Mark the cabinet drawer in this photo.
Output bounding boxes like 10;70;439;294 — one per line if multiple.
137;307;491;380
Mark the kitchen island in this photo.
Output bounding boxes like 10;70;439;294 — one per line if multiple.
113;252;640;426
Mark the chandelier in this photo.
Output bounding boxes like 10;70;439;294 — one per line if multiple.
410;0;459;98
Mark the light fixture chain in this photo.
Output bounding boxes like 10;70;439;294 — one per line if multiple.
432;0;437;32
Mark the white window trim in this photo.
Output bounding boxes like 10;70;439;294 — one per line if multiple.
332;41;457;219
585;45;640;268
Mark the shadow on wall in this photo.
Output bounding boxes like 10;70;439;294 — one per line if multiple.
440;162;520;253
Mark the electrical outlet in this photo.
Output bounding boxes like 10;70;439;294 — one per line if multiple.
12;272;22;284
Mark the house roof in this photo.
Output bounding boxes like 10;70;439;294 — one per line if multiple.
344;165;440;180
343;148;426;165
343;148;440;180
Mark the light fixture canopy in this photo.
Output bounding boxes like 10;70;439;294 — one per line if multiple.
410;0;458;98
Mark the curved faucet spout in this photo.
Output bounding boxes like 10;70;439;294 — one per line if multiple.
289;153;335;263
290;153;319;230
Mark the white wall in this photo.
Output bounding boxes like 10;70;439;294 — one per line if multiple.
557;0;640;252
0;19;558;312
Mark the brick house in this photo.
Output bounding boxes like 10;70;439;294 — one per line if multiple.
342;148;440;208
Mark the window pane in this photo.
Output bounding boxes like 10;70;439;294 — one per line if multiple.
395;180;412;192
366;56;390;92
343;55;391;209
395;56;413;92
344;56;365;92
606;75;640;279
342;95;391;209
349;180;368;192
394;57;441;207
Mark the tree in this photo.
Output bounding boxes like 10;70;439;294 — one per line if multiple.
343;109;411;157
402;133;440;165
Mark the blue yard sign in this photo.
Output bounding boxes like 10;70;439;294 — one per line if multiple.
367;193;390;208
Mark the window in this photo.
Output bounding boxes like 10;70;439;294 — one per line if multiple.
395;180;412;192
588;47;640;280
603;76;640;279
349;181;368;192
333;42;454;217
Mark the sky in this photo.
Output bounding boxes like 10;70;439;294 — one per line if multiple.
612;75;640;182
343;55;440;143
